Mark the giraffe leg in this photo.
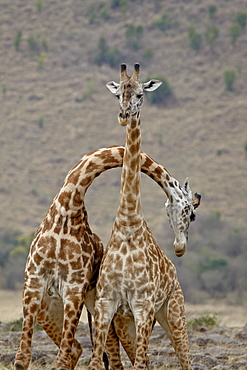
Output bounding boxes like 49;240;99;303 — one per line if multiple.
54;291;84;370
88;299;118;370
37;293;82;370
113;314;136;365
155;284;192;370
85;288;124;370
113;313;155;368
105;321;124;370
14;282;43;370
132;303;155;370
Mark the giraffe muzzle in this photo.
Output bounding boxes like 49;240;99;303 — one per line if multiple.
118;110;130;126
173;240;187;257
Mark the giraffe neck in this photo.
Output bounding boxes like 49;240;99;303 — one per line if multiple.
54;145;184;218
116;115;143;228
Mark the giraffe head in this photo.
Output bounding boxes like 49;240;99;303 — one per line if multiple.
106;63;162;126
165;179;201;257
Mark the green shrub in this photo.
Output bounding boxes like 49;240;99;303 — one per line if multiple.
125;24;143;39
36;52;46;69
105;47;121;67
153;12;172;31
87;3;109;24
188;314;218;330
94;37;121;68
244;141;247;157
145;75;172;105
36;0;43;12
38;115;45;127
27;35;40;54
236;10;247;29
5;317;42;332
42;36;48;51
223;69;236;91
143;47;153;60
2;84;7;95
111;0;129;13
14;30;22;51
230;23;241;46
208;5;217;19
188;25;202;51
205;24;219;48
199;257;228;274
82;80;95;101
125;23;143;50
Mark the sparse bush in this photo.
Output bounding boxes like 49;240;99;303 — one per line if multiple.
208;5;217;19
143;47;153;60
87;3;109;24
125;23;143;50
145;75;172;105
205;24;219;48
125;24;143;39
111;0;129;13
93;37;121;68
230;23;241;46
105;47;121;67
2;84;7;95
27;35;40;54
5;318;41;332
199;257;228;274
14;30;22;51
188;25;202;51
153;12;172;31
236;10;247;29
244;141;247;157
36;0;43;12
223;69;236;91
188;313;218;330
82;80;95;101
42;36;48;51
36;52;46;69
38;115;45;127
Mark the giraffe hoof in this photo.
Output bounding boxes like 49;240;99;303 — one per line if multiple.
14;364;26;370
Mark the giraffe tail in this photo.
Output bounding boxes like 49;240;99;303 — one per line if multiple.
87;309;109;370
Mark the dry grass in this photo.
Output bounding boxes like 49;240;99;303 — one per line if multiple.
1;290;246;329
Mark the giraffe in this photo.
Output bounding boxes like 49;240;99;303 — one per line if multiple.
87;63;200;370
14;145;200;370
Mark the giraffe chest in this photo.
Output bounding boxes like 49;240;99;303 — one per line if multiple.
99;231;178;312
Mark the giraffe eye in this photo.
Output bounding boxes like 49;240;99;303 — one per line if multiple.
136;94;143;99
115;94;120;99
190;212;196;222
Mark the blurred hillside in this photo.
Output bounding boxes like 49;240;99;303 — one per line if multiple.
0;0;247;300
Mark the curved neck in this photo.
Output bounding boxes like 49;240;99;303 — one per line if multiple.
55;145;184;216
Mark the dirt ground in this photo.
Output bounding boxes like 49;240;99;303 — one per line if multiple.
1;290;247;369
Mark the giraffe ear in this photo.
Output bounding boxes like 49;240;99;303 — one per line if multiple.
143;80;162;92
106;81;120;94
182;178;191;194
193;193;201;209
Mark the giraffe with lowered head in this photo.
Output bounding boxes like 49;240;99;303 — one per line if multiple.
88;64;200;370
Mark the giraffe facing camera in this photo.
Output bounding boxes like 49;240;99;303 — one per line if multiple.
88;64;199;370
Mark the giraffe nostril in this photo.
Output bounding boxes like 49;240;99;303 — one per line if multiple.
119;111;129;120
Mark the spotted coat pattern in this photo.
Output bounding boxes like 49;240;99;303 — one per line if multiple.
14;143;199;370
88;64;200;370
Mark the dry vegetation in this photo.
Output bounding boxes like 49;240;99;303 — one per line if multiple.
0;0;247;304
